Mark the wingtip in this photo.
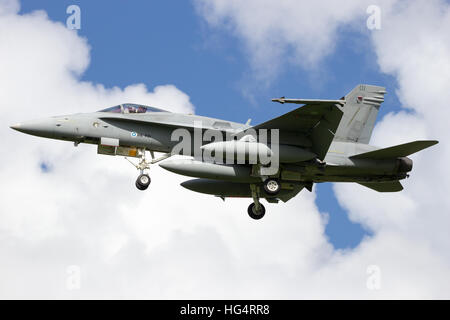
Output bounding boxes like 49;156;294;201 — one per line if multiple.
419;140;439;147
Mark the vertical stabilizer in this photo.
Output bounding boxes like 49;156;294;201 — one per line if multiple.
334;84;386;144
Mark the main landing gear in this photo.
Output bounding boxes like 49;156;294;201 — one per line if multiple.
248;202;266;220
247;178;281;220
263;178;280;195
126;149;171;191
248;184;266;220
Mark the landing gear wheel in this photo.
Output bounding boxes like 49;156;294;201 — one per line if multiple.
135;174;151;191
248;202;266;220
263;178;280;195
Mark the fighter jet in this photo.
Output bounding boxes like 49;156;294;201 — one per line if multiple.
10;84;438;220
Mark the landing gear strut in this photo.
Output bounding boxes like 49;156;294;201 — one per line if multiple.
126;149;171;191
248;184;266;220
126;149;152;191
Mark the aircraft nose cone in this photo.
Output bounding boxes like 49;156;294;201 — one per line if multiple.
9;119;55;138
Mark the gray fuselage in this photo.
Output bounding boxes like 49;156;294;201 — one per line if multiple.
11;109;410;187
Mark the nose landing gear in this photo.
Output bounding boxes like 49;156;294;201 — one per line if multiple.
127;149;151;191
126;149;171;191
136;173;151;190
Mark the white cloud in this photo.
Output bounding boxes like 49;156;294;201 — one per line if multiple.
1;0;450;299
0;0;18;16
195;0;394;81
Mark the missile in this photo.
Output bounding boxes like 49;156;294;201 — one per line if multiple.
271;97;286;104
201;140;316;163
159;159;260;183
271;97;346;105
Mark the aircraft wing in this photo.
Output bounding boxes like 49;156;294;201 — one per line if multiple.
251;101;344;160
277;184;305;202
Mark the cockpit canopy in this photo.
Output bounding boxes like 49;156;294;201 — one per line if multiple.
98;103;169;114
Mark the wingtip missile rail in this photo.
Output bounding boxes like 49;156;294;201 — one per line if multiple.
271;98;346;105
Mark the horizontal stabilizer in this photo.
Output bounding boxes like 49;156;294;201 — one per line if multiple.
350;140;438;160
359;181;403;192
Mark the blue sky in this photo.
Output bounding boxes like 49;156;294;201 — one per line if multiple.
20;0;405;249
